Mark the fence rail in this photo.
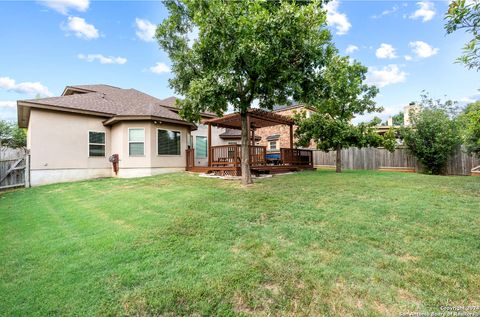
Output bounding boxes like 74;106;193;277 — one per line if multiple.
313;146;479;176
0;147;30;190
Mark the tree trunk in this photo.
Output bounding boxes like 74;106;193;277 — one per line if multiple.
240;111;252;185
335;145;342;173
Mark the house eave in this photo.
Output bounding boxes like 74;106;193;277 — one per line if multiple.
16;100;113;128
102;115;198;131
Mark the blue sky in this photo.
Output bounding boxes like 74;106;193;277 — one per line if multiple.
0;0;478;123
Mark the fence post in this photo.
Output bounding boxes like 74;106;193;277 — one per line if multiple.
24;152;30;188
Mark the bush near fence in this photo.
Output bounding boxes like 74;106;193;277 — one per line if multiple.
313;145;479;176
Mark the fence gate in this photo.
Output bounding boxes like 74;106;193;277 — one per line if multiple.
0;148;30;190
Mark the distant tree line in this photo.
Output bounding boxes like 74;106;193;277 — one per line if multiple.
0;120;26;148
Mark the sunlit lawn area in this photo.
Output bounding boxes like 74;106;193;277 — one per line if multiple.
1;170;479;316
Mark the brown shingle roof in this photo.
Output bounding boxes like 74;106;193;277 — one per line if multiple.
158;96;217;118
18;85;192;126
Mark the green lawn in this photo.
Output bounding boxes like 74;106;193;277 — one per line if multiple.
1;171;479;316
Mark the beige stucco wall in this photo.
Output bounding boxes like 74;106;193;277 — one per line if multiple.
29;109;112;170
28;109;112;186
109;121;191;177
28;109;194;186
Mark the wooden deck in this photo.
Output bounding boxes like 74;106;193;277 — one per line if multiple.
186;145;314;176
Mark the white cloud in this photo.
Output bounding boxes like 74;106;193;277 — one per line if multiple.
0;101;17;122
77;54;127;64
375;43;398;59
135;18;156;42
149;62;171;74
63;16;99;40
0;77;52;97
0;101;15;108
404;55;413;61
345;44;359;54
409;41;439;58
325;0;351;35
366;64;407;88
38;0;89;15
372;5;399;19
459;93;480;105
409;2;436;22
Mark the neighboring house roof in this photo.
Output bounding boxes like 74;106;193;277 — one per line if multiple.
158;96;217;119
219;128;261;141
266;134;281;141
272;104;315;113
17;84;202;129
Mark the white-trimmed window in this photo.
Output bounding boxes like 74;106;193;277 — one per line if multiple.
269;141;277;150
195;136;207;158
128;128;145;156
88;131;106;157
157;129;181;155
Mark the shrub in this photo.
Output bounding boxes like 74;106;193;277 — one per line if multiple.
402;107;461;175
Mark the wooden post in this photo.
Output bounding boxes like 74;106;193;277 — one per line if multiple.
251;128;255;146
207;123;212;167
289;124;294;149
247;113;251;162
24;152;30;188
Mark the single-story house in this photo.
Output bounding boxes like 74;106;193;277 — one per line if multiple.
17;84;227;186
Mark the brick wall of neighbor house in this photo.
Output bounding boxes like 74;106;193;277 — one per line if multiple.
256;107;316;150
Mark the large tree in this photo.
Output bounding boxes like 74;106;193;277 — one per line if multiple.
445;0;480;71
401;95;462;175
459;101;480;157
295;55;394;173
156;0;333;185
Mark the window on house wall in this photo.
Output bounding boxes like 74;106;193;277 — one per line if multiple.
129;128;145;156
158;129;181;155
88;131;106;157
228;141;237;145
195;136;207;158
269;141;277;150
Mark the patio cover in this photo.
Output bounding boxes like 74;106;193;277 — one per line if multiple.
203;108;294;129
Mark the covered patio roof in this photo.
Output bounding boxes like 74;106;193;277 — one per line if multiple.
203;108;294;129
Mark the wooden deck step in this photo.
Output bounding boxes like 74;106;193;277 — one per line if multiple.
471;171;480;176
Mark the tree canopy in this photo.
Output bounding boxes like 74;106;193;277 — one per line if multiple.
459;101;480;157
445;0;480;71
391;111;404;126
401;95;462;174
0;120;26;149
156;0;334;184
294;55;395;172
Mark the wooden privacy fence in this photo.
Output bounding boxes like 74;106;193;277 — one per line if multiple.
313;145;480;176
0;147;30;190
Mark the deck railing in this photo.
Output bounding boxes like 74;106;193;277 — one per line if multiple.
280;148;313;167
210;145;267;167
186;148;195;171
250;145;267;166
209;145;313;167
210;144;240;167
